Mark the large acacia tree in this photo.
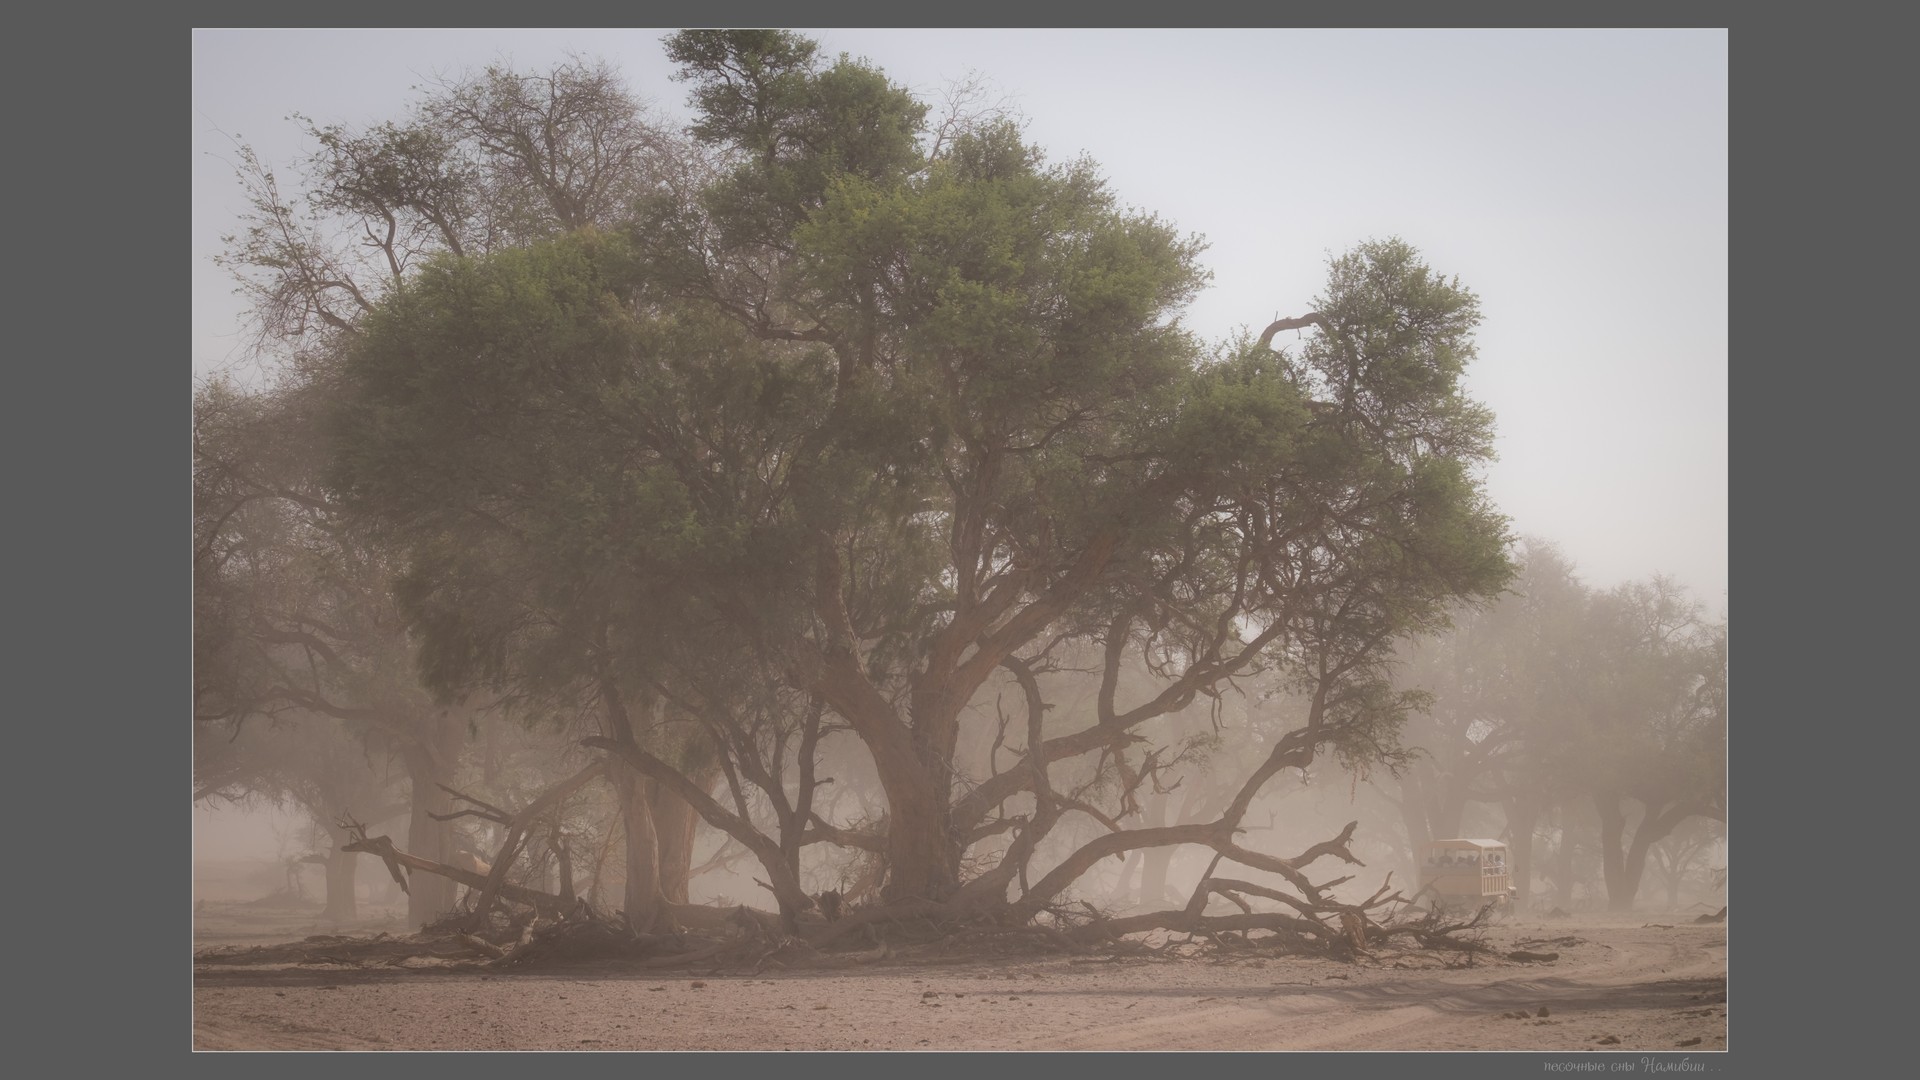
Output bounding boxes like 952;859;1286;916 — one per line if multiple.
329;31;1512;929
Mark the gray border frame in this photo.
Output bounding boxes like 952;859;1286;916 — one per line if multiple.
25;7;1786;1074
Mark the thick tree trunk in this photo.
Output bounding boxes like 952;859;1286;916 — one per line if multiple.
1616;836;1654;912
1133;791;1173;906
651;782;703;906
400;711;466;928
818;532;1107;907
404;751;457;926
1138;848;1176;907
861;718;962;904
614;770;663;932
880;757;960;903
584;736;813;924
1616;799;1702;914
1397;789;1432;882
322;848;359;924
1553;803;1578;909
552;823;575;904
1431;776;1467;842
1114;849;1143;906
1594;794;1697;913
1506;794;1540;910
1595;793;1640;912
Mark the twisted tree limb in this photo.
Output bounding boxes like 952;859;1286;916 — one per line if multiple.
1257;311;1331;350
464;763;604;929
339;834;570;916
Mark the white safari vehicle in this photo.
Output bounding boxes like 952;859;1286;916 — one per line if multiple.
1419;838;1517;915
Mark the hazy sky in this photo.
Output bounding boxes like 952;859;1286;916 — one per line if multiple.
192;28;1727;611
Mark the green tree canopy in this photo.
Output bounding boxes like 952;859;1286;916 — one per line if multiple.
326;31;1513;927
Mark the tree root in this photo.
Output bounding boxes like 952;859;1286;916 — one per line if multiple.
196;867;1503;972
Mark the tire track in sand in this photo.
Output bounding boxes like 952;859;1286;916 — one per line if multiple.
1023;926;1724;1051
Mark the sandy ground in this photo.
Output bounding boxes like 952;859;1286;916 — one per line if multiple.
193;905;1726;1052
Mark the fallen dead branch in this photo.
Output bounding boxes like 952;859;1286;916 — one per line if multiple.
209;814;1496;973
1366;904;1498;953
1514;935;1584;949
457;933;506;960
339;832;572;917
462;763;604;929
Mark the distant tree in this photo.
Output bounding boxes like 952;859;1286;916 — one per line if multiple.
1385;551;1727;914
195;711;406;922
1385;539;1589;906
207;55;718;930
1647;815;1724;912
1566;578;1725;911
214;55;680;357
194;377;471;924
